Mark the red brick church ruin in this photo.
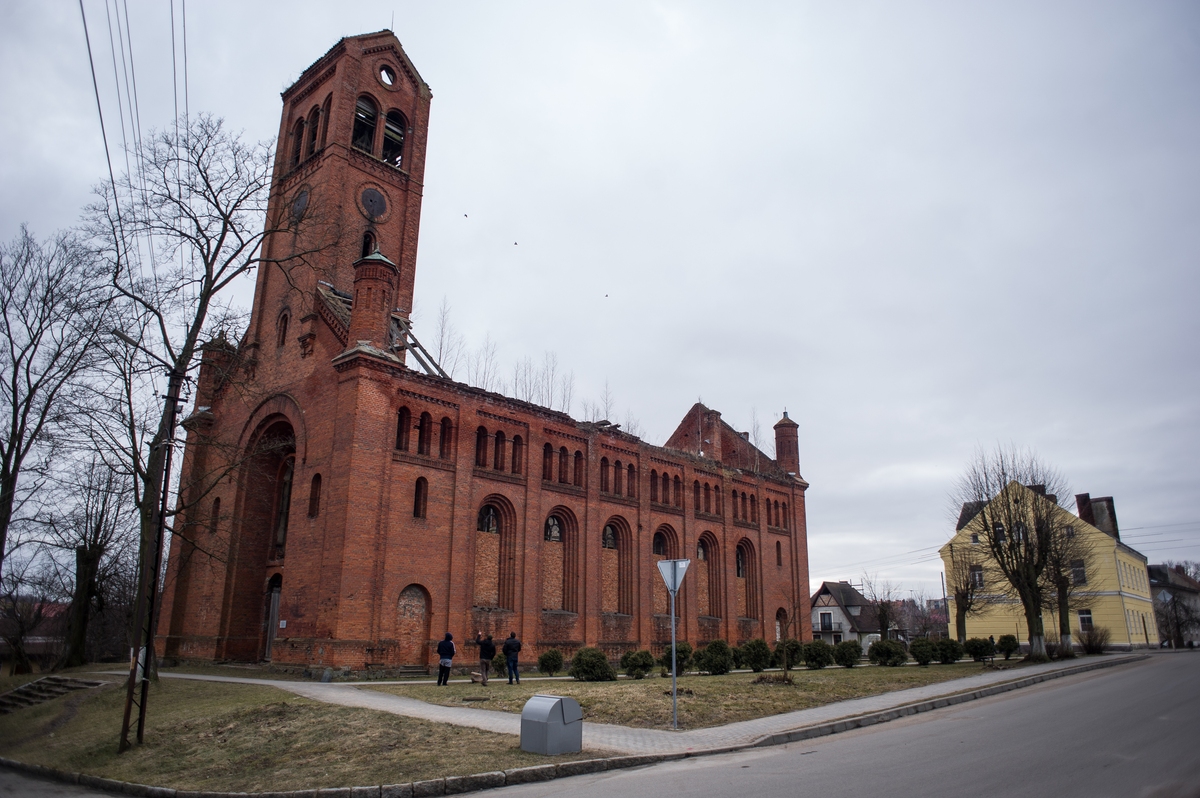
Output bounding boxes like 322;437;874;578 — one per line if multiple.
157;31;812;670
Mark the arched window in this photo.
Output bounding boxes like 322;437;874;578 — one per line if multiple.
382;110;407;168
750;495;758;524
439;418;454;459
493;430;506;471
602;525;617;549
276;313;289;348
776;608;787;642
511;435;523;474
273;456;295;560
774;500;781;528
291;118;305;168
319;94;332;148
735;540;758;619
478;505;499;534
627;464;636;498
715;489;722;516
732;489;739;520
600;457;610;492
361;231;376;259
307;474;322;518
306;106;321;157
704;483;712;514
741;492;748;520
475;426;489;468
545;515;562;542
574;451;584;486
209;497;221;535
736;547;746;578
395;407;411;450
693;481;701;513
352;96;378;154
650;470;658;502
413;477;428;518
662;472;670;504
776;540;782;566
558;447;569;483
613;460;623;495
674;475;682;508
782;502;788;530
418;412;433;455
697;540;707;561
653;531;668;556
543;443;554;481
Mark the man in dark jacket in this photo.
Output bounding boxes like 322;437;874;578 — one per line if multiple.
502;631;522;684
436;633;456;686
476;632;497;686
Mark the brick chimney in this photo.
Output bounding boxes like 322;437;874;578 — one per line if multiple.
773;411;800;475
348;249;399;350
1076;492;1120;540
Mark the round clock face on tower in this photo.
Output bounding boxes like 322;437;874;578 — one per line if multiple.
361;188;387;220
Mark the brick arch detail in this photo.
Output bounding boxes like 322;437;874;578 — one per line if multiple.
395;583;432;666
474;493;518;611
696;531;722;619
542;505;579;613
600;515;634;616
236;393;309;464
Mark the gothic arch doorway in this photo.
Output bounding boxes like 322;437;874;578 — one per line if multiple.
396;584;431;667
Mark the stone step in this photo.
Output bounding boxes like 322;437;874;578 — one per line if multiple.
0;675;106;715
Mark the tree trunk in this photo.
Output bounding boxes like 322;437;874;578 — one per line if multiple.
1056;581;1073;656
1024;606;1047;659
0;469;18;582
58;544;103;669
955;600;968;643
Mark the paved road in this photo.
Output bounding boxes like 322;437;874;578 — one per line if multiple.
491;653;1199;798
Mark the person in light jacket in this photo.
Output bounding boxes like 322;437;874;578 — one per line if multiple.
436;633;456;686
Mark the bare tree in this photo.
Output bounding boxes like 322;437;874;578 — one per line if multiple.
1165;560;1200;582
951;445;1070;660
945;540;996;643
0;551;62;674
557;370;574;415
1041;503;1097;655
431;297;465;379
466;334;502;393
1155;591;1200;649
599;380;615;421
861;573;902;641
0;228;109;580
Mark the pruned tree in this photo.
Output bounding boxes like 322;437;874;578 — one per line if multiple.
0;227;109;581
1155;591;1200;649
1040;503;1097;655
945;540;996;643
861;573;902;642
951;445;1071;660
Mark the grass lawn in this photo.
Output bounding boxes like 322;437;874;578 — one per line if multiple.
0;677;608;792
368;662;1027;730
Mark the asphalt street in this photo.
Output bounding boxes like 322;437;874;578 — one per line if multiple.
0;653;1196;797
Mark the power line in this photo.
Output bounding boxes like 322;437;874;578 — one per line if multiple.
78;0;125;243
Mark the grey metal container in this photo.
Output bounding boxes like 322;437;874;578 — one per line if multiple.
520;694;583;754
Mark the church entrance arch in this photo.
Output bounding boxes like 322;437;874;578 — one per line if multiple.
396;584;431;666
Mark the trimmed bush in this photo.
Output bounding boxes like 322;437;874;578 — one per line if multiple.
538;649;564;676
695;640;734;675
963;637;996;661
935;637;964;664
1080;627;1111;655
731;645;744;670
740;638;772;672
868;639;908;667
568;647;616;681
909;638;935;666
658;641;693;676
776;638;804;670
619;649;656;679
996;634;1019;660
834;640;862;668
802;639;835;669
492;651;507;674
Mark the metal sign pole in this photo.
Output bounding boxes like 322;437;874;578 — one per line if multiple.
670;584;677;730
656;558;690;732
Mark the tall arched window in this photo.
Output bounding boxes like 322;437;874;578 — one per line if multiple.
704;483;712;514
776;540;783;566
209;497;221;536
439;418;454;459
361;231;376;259
653;531;668;556
319;94;332;149
736;547;746;578
741;492;748;520
511;435;523;474
382;110;407;167
715;489;722;516
627;464;636;498
782;502;789;530
418;412;433;456
493;430;506;471
478;505;499;533
545;515;563;541
413;477;428;518
774;500;781;527
732;489;739;520
650;470;659;502
276;313;289;348
473;502;513;609
662;472;670;504
574;451;584;486
398;408;412;451
307;474;322;518
693;481;701;513
558;447;569;483
272;457;295;560
306;106;321;157
352;96;378;154
735;540;758;619
600;457;610;492
602;525;617;549
674;475;682;508
750;495;758;524
543;443;554;480
291;119;305;168
475;426;489;468
600;521;632;615
613;460;623;495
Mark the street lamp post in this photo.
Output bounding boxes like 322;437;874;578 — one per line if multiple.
111;330;185;753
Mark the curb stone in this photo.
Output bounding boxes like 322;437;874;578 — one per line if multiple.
0;655;1148;797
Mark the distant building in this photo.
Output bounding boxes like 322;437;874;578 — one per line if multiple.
1148;564;1200;648
809;581;901;647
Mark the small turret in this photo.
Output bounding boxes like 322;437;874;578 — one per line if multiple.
347;248;399;350
773;411;800;476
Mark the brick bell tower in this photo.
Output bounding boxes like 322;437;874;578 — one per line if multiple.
248;30;431;360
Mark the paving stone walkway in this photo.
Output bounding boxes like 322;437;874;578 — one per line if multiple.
123;655;1145;756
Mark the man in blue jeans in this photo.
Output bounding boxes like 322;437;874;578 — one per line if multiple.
502;631;522;684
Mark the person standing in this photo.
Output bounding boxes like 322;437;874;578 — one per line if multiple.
502;631;522;684
476;632;497;686
436;633;456;686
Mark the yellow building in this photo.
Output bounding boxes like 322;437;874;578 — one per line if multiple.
941;486;1158;651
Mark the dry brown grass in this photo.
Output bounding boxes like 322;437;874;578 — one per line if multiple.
0;677;605;792
370;662;1025;730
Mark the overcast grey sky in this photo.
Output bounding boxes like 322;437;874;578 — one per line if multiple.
2;2;1197;597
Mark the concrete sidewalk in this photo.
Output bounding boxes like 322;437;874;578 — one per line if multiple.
121;655;1147;756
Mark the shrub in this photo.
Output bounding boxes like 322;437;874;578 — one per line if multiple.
731;645;744;670
909;638;935;666
1044;641;1059;659
935;638;964;665
695;640;734;675
619;649;656;679
834;640;862;668
776;638;804;670
996;634;1019;660
1079;627;1111;655
657;641;693;676
538;649;564;676
492;651;507;674
568;647;616;681
963;637;995;661
740;638;772;672
802;639;834;669
868;639;908;667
